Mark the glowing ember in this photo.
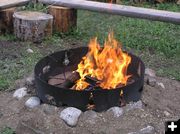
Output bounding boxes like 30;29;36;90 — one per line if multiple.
75;32;131;90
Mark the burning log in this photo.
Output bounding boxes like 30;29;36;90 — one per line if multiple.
48;6;77;33
13;11;53;43
85;75;101;87
48;71;80;88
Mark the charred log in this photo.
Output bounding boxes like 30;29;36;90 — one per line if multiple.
85;75;101;87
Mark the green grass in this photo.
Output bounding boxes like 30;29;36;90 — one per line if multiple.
0;127;15;134
0;42;43;91
0;2;180;90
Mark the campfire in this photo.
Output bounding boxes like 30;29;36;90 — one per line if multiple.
34;32;145;111
75;32;131;90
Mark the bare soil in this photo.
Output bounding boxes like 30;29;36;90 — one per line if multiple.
0;76;180;134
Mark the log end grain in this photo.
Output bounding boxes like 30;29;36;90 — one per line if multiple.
13;11;53;42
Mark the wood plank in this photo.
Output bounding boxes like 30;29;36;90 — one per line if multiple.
0;0;30;10
39;0;180;24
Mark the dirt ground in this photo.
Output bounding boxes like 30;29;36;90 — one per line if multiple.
0;76;180;134
0;41;180;134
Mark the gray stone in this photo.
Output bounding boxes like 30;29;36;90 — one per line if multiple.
145;68;156;77
25;97;41;108
139;125;155;134
83;110;98;124
164;111;170;117
157;82;165;89
147;77;156;87
60;107;82;127
107;107;123;117
126;100;143;111
13;87;27;99
27;48;34;53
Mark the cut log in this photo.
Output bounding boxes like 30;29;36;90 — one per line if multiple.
48;6;77;32
13;11;53;43
39;0;180;24
59;72;80;88
0;0;30;10
48;72;80;88
0;8;16;34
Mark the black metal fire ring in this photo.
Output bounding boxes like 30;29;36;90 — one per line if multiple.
34;47;145;112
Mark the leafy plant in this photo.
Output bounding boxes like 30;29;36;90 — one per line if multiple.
0;127;15;134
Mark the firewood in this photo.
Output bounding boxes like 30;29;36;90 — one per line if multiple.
59;72;80;88
85;75;101;86
48;6;77;33
48;72;80;88
13;11;53;43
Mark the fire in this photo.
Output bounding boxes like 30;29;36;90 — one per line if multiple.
75;32;131;90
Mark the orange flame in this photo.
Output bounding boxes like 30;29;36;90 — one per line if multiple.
75;32;131;90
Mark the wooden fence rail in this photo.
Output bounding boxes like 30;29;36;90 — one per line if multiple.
39;0;180;24
0;0;30;10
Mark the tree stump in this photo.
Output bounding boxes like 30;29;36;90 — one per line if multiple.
13;11;53;43
0;8;16;34
48;6;77;33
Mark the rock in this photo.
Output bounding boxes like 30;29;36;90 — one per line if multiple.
157;82;165;89
26;74;35;86
139;125;155;134
60;107;82;127
13;87;27;99
27;48;34;53
164;111;170;117
107;107;123;117
177;0;180;5
145;68;156;77
128;125;155;134
25;97;41;108
126;100;143;111
83;110;98;124
147;77;156;87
